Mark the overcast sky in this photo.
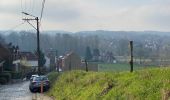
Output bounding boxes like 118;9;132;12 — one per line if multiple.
0;0;170;32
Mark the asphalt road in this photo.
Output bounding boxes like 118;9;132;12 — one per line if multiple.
0;81;32;100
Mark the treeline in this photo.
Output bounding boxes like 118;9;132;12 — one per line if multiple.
1;31;99;57
1;30;170;59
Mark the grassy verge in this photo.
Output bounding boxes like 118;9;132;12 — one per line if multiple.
47;68;170;100
98;63;158;72
47;71;60;86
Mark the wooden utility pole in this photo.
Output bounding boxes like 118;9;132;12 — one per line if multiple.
85;59;88;72
69;57;71;71
36;17;41;75
130;41;133;72
22;12;41;75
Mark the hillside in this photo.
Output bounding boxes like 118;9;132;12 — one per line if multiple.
1;30;170;59
47;68;170;100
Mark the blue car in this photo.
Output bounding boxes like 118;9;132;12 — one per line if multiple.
29;76;50;92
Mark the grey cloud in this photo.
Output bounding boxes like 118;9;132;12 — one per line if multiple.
148;13;170;27
0;0;170;31
43;2;81;22
0;4;20;14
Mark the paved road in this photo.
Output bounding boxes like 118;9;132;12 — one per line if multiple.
0;81;32;100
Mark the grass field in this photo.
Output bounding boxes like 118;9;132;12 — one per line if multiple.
98;63;158;72
47;68;170;100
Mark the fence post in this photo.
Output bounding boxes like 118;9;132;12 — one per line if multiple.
57;59;59;73
130;41;133;72
85;59;88;72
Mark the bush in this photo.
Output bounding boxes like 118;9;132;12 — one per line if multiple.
0;77;7;84
11;72;22;79
47;71;60;85
0;72;11;82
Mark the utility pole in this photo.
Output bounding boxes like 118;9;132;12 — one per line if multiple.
129;41;133;72
85;59;88;72
22;12;41;75
36;17;41;75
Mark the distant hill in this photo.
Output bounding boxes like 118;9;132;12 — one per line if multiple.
75;30;170;38
0;30;170;58
0;30;170;36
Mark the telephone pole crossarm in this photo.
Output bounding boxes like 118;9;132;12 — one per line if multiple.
22;18;36;21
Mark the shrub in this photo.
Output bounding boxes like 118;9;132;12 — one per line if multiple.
47;71;60;85
0;72;12;82
11;72;22;79
0;77;7;84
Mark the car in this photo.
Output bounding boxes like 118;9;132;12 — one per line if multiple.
29;76;50;92
30;75;39;81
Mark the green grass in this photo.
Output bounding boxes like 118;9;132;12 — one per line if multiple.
47;68;170;100
98;63;158;72
47;71;60;86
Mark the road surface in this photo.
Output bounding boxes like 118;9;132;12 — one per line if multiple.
0;81;32;100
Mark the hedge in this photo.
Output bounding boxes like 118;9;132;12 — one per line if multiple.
0;77;7;84
0;72;11;82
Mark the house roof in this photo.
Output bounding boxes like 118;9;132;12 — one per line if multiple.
63;52;80;60
20;52;38;61
21;61;38;67
64;51;73;59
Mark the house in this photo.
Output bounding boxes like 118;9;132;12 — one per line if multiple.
44;56;50;71
0;43;11;72
58;52;98;72
61;52;84;71
13;52;38;72
46;49;57;71
0;44;10;59
101;51;117;63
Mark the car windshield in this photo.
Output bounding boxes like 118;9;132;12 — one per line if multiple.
30;75;38;79
33;76;48;81
32;75;38;77
33;77;42;81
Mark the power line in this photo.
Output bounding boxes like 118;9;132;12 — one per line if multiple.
20;0;23;18
21;0;46;25
32;0;35;13
20;0;23;12
40;0;46;24
3;22;26;34
29;0;32;13
8;22;26;30
24;0;27;12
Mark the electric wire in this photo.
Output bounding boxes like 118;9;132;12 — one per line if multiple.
21;0;46;31
40;0;46;24
29;0;31;13
3;22;26;34
21;0;23;19
32;0;35;14
24;0;26;12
